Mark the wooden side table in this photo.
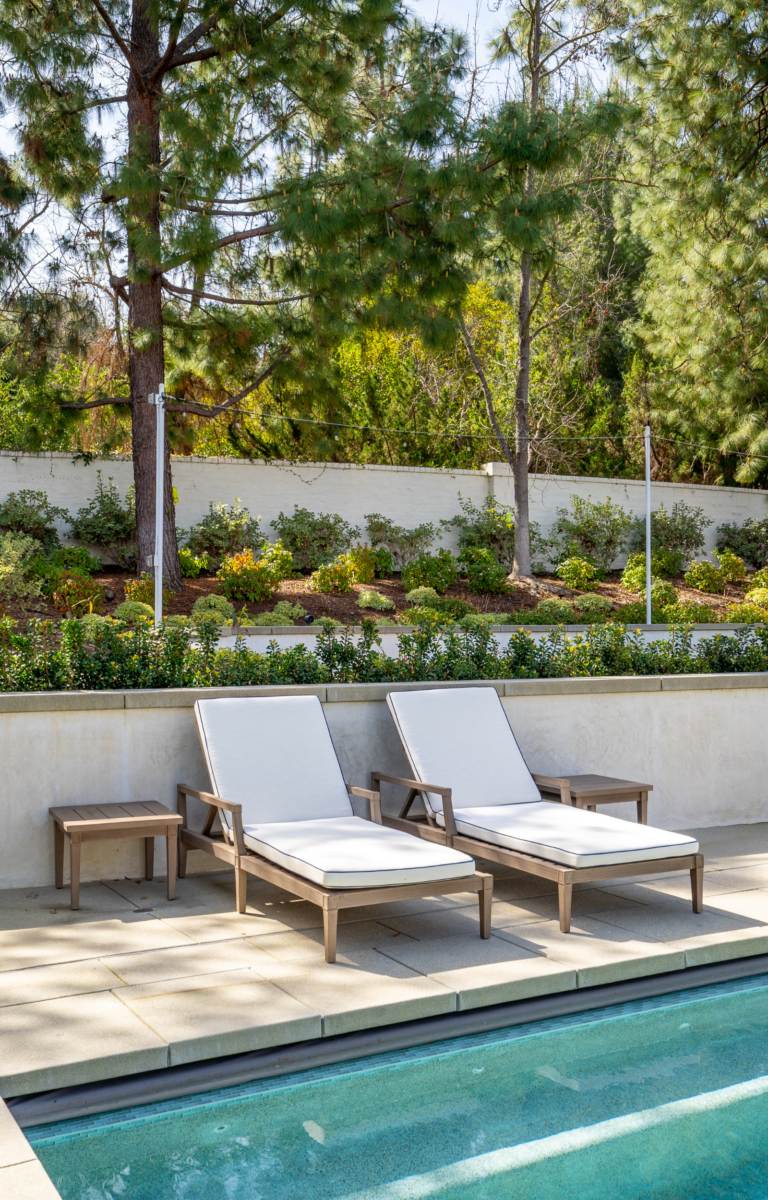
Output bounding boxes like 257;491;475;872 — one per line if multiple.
533;773;652;824
49;801;183;909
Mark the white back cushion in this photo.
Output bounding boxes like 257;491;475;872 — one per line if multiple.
387;687;541;813
195;696;353;825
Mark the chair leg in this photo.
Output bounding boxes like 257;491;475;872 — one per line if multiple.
691;862;704;913
558;880;572;933
54;825;65;890
166;827;177;901
69;836;81;910
145;837;154;881
638;794;648;824
478;873;492;938
323;902;339;963
234;865;247;914
178;835;187;879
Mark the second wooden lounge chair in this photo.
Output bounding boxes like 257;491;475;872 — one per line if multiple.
374;686;704;933
178;694;492;961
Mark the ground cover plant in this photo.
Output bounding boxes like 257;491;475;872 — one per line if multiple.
3;618;768;693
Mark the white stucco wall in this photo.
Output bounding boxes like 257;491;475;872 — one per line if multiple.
1;452;766;562
2;674;767;890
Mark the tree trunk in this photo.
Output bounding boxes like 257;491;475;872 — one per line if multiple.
511;0;541;581
127;0;182;590
512;250;533;577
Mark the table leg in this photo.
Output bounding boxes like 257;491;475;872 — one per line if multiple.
145;837;154;881
166;826;177;901
558;881;572;933
637;793;648;824
69;835;81;910
586;804;597;813
54;824;65;889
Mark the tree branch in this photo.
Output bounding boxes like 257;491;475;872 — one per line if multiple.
160;223;279;270
457;309;515;469
87;0;147;92
161;279;309;305
149;0;191;83
165;354;290;417
167;47;220;70
60;396;132;410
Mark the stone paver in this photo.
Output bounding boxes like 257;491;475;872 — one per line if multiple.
0;825;766;1098
115;972;321;1065
0;1159;61;1200
0;991;168;1096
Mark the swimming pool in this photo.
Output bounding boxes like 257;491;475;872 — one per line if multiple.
29;972;768;1200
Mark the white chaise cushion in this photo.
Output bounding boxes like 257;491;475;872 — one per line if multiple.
243;816;475;888
447;803;699;869
195;695;353;826
387;687;541;814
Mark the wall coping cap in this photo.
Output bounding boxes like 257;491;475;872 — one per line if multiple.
0;672;767;711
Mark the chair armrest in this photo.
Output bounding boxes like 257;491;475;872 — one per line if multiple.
177;783;243;815
176;784;246;854
347;784;382;824
370;771;456;837
531;773;572;805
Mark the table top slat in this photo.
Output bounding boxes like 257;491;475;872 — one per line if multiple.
538;773;652;797
49;801;179;831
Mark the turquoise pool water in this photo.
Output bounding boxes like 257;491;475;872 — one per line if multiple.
30;973;768;1200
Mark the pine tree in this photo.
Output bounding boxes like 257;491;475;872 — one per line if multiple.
615;0;768;484
0;0;398;585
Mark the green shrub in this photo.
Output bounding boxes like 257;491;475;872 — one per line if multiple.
164;614;192;628
124;573;174;613
365;513;435;570
685;550;746;595
316;616;342;630
309;553;359;593
178;547;209;578
405;586;440;606
725;602;768;624
357;589;395;611
402;550;457;593
271;601;308;624
743;586;768;608
272;506;359;571
217;543;292;603
69;473;136;568
650;579;678;608
191;594;235;624
52;572;106;615
28;546;100;598
628;502;711;569
622;553;678;594
114;600;154;622
573;594;613;620
372;547;394;576
662;601;718;624
460;612;514;627
442;495;545;571
79;613;112;635
533;598;575;623
180;499;261;569
0;533;43;605
613;600;665;624
716;517;768;568
427;596;476;619
748;567;768;590
0;490;70;552
462;547;508;594
547;495;632;571
556;557;600;591
346;545;376;585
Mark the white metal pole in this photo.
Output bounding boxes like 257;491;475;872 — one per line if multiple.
645;424;652;625
149;383;166;628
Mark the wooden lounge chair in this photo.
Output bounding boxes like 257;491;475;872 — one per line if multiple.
374;686;703;933
178;695;492;961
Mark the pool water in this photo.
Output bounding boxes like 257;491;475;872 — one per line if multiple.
30;973;768;1200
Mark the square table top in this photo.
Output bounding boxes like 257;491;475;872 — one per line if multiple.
537;774;652;797
49;801;182;832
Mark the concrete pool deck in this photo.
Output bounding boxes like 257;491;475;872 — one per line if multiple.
1;823;768;1103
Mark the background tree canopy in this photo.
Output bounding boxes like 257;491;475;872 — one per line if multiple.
0;0;767;583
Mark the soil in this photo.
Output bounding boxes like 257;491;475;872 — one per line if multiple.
7;568;755;627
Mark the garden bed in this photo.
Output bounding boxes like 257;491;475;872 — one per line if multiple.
7;568;752;629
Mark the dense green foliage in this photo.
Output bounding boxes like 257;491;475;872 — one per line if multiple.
2;619;768;692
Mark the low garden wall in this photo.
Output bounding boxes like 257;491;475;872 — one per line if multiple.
2;451;767;560
3;673;767;889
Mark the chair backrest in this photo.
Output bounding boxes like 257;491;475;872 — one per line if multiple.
195;695;353;826
387;687;541;814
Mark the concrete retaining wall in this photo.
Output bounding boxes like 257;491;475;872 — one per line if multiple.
2;452;767;562
2;674;767;889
